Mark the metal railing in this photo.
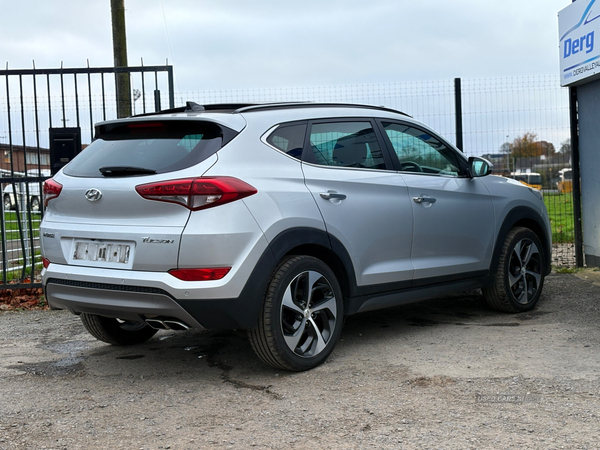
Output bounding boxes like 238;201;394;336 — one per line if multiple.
1;63;174;289
1;187;43;288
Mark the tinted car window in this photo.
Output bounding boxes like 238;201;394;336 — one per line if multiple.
265;123;307;160
307;122;386;170
64;121;230;177
382;122;462;176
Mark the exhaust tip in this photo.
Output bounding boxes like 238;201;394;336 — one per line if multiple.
164;320;190;331
145;319;168;330
145;317;190;331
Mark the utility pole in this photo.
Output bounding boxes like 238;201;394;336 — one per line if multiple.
111;0;131;118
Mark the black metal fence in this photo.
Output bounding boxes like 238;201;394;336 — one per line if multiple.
1;63;174;289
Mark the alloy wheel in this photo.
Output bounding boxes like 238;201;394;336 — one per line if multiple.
508;238;542;305
280;270;338;358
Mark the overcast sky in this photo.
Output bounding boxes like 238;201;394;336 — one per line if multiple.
1;0;571;91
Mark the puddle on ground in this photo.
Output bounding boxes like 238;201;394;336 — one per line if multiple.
7;340;91;376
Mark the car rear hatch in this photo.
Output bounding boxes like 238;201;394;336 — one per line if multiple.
41;117;242;272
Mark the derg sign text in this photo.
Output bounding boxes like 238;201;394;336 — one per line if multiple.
564;31;595;58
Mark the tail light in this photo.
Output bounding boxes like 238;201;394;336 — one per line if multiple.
43;179;63;207
135;177;257;211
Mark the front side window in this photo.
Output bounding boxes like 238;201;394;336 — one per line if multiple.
382;122;462;176
306;121;386;170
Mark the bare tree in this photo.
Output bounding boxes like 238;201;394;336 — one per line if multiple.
559;139;571;155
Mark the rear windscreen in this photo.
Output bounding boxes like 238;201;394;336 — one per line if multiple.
63;120;235;177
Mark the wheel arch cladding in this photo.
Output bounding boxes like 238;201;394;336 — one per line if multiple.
179;227;356;330
490;206;552;280
272;228;356;312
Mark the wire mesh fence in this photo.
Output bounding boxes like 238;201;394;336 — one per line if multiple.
183;75;574;265
459;77;574;267
0;74;576;288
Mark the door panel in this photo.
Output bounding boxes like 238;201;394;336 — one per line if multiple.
303;165;414;286
302;121;414;287
380;121;495;280
401;174;495;279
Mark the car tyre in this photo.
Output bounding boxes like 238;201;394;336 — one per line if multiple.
29;196;40;212
483;227;546;313
80;313;158;345
249;255;344;371
3;194;12;211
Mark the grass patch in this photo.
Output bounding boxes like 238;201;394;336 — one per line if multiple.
1;211;43;284
2;211;42;230
1;262;43;284
1;211;41;240
544;192;574;244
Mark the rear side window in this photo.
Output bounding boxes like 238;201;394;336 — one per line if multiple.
64;120;234;177
265;123;306;160
306;121;386;169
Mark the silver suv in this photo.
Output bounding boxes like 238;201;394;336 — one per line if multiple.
40;102;551;371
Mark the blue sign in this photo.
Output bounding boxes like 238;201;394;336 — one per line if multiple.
559;0;600;86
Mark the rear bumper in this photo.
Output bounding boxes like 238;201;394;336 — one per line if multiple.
45;278;204;328
44;276;263;330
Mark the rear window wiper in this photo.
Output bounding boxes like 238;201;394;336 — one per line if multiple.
99;166;157;177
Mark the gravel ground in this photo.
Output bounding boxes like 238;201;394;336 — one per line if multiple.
1;270;600;449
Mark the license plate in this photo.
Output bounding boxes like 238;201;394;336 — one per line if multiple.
73;241;131;264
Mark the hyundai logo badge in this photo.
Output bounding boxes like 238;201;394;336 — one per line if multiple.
85;188;102;202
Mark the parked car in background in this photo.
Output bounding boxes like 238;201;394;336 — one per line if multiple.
557;167;573;194
40;102;552;371
3;169;50;212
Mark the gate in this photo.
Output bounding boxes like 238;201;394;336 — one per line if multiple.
1;63;174;289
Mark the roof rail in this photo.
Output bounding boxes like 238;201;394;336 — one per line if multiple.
234;102;410;117
131;101;409;118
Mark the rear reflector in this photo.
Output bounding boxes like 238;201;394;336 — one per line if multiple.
43;179;63;207
168;267;231;281
135;176;257;211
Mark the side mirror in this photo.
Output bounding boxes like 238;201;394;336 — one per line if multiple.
468;157;493;178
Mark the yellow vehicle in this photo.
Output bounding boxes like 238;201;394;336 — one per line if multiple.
557;168;573;194
511;172;542;190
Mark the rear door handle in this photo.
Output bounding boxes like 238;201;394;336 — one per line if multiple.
320;191;347;200
412;196;437;204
